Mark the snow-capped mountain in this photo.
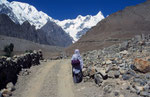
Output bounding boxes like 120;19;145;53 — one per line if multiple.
54;12;104;41
0;0;73;47
0;0;51;29
0;0;104;42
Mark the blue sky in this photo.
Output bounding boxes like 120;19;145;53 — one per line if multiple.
8;0;146;20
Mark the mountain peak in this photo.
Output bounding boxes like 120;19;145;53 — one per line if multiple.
11;1;37;13
0;0;6;3
77;15;83;18
55;11;105;42
95;11;103;17
0;0;9;4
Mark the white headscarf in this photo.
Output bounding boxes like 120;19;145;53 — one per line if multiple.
74;49;80;55
71;49;83;74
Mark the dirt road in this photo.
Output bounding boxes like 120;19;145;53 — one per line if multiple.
12;59;74;97
12;59;102;97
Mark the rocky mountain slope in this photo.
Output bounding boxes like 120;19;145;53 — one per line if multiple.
66;0;150;54
0;0;104;42
0;14;72;47
40;20;72;47
81;34;150;97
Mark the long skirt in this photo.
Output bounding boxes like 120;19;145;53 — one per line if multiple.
73;70;83;83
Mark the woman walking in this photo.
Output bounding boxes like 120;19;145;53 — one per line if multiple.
71;49;83;83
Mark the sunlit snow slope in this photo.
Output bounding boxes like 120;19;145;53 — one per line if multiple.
0;0;104;42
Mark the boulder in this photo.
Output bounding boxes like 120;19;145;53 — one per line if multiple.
134;58;150;73
122;74;132;80
6;82;15;91
88;66;96;77
94;73;103;86
103;84;113;94
114;71;120;78
119;50;128;55
96;68;108;80
108;71;115;78
108;70;120;78
119;69;126;75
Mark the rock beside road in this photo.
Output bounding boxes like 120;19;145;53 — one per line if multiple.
81;34;150;97
134;58;150;73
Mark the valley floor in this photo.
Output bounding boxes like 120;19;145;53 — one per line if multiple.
11;59;103;97
11;59;137;97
